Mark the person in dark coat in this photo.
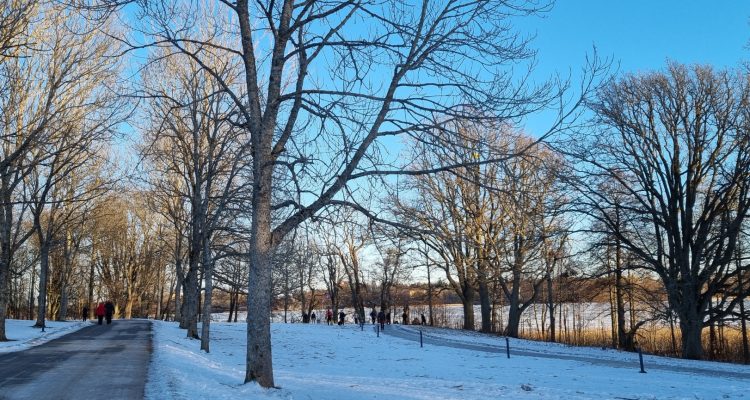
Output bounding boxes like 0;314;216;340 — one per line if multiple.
95;302;105;325
326;309;333;325
104;301;115;325
377;310;385;330
311;312;316;323
386;312;391;324
421;313;427;325
370;309;377;324
338;311;345;325
82;306;89;322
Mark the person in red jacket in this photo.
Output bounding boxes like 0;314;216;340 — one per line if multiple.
95;302;105;325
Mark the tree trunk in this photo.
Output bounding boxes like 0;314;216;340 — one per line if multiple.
245;146;275;387
0;263;8;340
477;266;492;333
59;286;68;321
181;250;200;337
615;253;627;349
87;248;95;321
739;270;749;364
35;242;50;328
461;284;475;330
678;304;704;359
708;297;716;359
28;267;36;321
201;233;213;352
505;304;523;338
0;184;12;340
228;289;236;323
478;278;491;332
174;269;183;323
546;272;555;342
156;272;164;320
427;260;434;326
504;253;524;338
125;294;134;319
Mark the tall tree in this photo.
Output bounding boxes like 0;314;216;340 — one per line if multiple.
568;63;750;359
0;2;123;339
121;0;604;386
140;36;247;347
494;138;563;338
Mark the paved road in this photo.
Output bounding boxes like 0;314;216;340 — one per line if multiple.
382;324;750;380
0;320;152;400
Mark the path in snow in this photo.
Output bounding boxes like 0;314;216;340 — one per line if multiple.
0;319;152;400
381;324;750;380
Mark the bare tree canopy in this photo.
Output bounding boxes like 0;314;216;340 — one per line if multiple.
566;63;750;359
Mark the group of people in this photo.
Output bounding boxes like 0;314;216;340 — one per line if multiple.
301;312;317;323
318;307;428;329
82;301;115;325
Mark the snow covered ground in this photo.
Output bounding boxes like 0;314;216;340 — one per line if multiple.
146;321;750;400
3;317;748;399
0;319;88;353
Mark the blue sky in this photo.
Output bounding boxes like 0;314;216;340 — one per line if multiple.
514;1;750;135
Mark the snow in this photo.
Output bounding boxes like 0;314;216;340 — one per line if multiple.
0;319;89;353
146;320;750;400
4;317;748;399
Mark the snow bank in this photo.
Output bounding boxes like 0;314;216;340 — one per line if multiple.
0;319;89;353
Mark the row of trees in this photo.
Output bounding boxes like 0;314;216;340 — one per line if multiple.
108;0;600;388
0;1;125;339
1;0;748;392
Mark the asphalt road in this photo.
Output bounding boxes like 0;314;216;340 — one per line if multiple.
382;324;750;380
0;319;152;400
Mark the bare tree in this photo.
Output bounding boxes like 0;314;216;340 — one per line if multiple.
493;139;563;337
93;193;166;318
0;1;36;59
0;3;123;339
567;63;750;359
108;0;606;386
333;217;370;325
139;33;248;349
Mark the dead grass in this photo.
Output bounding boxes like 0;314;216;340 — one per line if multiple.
521;326;750;363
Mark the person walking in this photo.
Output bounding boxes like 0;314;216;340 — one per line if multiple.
421;313;427;325
377;309;385;330
370;308;377;324
95;303;105;325
104;301;115;325
82;306;89;322
338;311;345;326
311;312;317;324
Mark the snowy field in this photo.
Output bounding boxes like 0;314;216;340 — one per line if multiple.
146;321;750;400
3;318;749;399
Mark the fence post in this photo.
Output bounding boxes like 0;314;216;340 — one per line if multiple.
377;324;380;337
505;337;510;359
638;347;646;373
420;330;423;348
